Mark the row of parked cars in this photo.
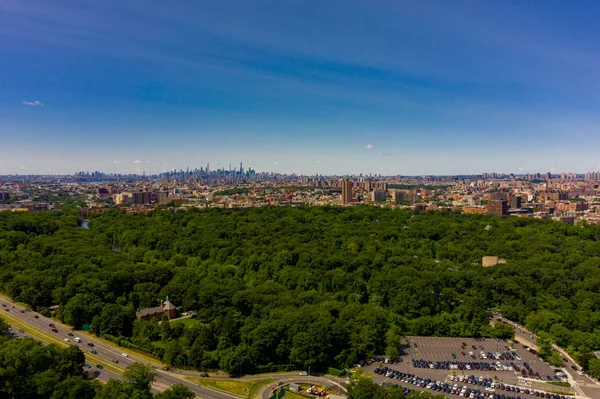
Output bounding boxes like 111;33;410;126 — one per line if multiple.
376;368;543;399
450;375;569;399
411;358;530;373
376;367;570;399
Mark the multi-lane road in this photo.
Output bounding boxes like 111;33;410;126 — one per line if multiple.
0;294;348;399
0;295;237;399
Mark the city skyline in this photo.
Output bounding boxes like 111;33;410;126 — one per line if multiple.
3;0;600;175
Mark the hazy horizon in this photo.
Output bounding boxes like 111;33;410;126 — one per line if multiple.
2;0;600;175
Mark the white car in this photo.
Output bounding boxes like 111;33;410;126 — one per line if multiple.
63;338;70;342
469;351;474;355
121;353;128;357
299;371;307;376
577;371;584;376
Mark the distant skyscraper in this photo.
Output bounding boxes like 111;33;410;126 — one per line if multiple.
341;179;353;205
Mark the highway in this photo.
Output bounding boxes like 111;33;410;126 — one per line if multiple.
0;294;349;399
0;295;236;399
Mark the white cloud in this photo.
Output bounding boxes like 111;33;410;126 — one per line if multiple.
22;100;44;107
365;144;373;150
133;160;142;164
111;160;122;164
273;161;280;164
316;160;322;164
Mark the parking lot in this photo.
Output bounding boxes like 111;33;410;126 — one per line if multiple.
362;336;574;399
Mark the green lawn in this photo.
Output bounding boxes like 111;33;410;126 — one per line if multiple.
169;317;204;329
187;377;274;398
547;381;572;388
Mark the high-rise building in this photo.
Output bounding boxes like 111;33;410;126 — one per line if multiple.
341;179;353;205
371;189;387;202
393;190;407;203
158;191;170;205
488;200;508;216
510;196;522;209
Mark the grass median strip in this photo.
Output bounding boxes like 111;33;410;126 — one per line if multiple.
77;329;165;366
0;313;124;375
186;377;274;399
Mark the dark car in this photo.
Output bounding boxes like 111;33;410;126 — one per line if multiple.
91;350;97;354
34;315;39;318
51;328;58;333
87;342;94;347
97;364;103;369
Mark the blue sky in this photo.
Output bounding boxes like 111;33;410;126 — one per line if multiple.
2;0;600;175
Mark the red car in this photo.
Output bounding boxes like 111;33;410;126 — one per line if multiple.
51;328;58;333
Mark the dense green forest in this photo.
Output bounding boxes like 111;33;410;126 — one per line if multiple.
1;206;600;376
0;318;193;398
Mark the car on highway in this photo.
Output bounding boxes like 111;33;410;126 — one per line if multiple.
34;315;39;318
87;343;94;347
64;338;70;342
49;324;55;327
51;328;58;333
96;364;103;369
91;350;97;354
121;352;128;357
112;359;119;364
299;371;307;376
68;333;74;336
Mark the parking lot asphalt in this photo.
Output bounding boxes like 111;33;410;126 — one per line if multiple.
362;336;578;399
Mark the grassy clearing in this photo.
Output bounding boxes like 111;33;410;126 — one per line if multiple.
281;389;307;399
187;377;274;398
170;317;204;329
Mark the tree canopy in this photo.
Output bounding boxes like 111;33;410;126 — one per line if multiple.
2;207;600;376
